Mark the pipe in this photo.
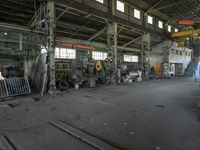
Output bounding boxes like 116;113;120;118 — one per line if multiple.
0;22;45;34
56;41;96;50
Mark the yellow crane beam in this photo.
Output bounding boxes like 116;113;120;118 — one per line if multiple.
171;29;200;38
171;29;193;38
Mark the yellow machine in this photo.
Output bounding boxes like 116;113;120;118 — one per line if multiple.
171;29;200;47
96;60;103;71
171;20;200;47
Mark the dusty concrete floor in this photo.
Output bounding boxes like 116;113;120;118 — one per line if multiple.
0;78;200;150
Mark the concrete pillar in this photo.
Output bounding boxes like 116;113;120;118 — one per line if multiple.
47;0;56;91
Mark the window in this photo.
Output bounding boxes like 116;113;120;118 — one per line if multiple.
185;51;187;56
171;48;175;54
124;55;138;62
95;0;104;4
116;0;125;12
176;49;179;55
168;25;171;32
147;15;153;24
158;20;163;29
92;51;107;60
134;9;140;19
55;47;60;58
175;28;179;32
55;48;76;59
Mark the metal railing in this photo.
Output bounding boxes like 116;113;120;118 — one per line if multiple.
0;77;31;99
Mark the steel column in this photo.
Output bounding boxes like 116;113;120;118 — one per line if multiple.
47;0;56;91
107;22;118;69
113;22;118;69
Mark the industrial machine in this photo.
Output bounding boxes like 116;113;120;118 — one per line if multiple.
171;20;200;76
95;60;108;84
171;20;200;58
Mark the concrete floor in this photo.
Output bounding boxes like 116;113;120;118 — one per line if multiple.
0;78;200;150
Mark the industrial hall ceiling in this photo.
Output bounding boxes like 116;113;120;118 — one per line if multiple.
0;0;199;50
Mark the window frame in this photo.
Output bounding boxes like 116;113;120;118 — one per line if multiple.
168;25;172;32
176;49;179;55
124;54;139;62
55;48;76;59
95;0;104;4
116;0;125;12
180;50;183;56
171;48;175;54
134;8;141;19
158;20;163;29
92;51;108;60
147;15;153;24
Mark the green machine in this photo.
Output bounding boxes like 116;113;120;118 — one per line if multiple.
96;60;107;84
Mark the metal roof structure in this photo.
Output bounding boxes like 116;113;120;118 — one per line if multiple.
0;0;199;50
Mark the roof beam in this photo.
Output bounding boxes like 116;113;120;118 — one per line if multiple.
180;2;200;19
55;0;171;40
88;26;107;41
147;0;164;12
0;14;27;24
122;36;142;47
0;1;34;14
57;21;97;32
148;2;180;13
0;7;31;19
56;8;69;21
0;22;45;34
3;0;34;9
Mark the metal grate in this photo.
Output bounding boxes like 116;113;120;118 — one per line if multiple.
0;77;31;99
0;80;8;98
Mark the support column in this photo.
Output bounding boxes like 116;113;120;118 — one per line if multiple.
142;33;151;77
113;22;118;69
107;22;118;84
112;0;116;15
107;22;118;68
19;33;23;51
47;0;56;91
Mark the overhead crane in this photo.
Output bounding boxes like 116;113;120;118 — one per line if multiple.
171;20;200;58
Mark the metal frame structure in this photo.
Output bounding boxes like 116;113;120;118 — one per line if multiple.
0;0;199;90
0;77;31;99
